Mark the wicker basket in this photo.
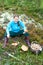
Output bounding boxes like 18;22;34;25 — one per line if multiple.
30;41;42;54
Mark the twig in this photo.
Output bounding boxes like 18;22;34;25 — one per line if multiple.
6;52;27;64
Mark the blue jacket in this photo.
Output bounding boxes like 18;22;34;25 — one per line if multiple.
6;20;26;35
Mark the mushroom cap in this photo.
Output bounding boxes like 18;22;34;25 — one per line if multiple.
21;45;28;51
11;42;19;46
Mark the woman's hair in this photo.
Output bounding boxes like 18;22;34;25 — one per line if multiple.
14;14;19;18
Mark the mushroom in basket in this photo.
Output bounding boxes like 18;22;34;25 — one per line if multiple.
30;41;42;54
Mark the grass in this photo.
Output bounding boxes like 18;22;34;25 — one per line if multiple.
40;0;43;8
0;0;43;64
0;12;43;65
0;37;43;65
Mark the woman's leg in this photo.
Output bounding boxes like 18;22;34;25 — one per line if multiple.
23;32;30;46
3;30;30;48
3;31;17;48
3;32;9;48
17;30;30;46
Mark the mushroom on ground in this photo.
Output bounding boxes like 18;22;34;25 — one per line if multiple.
11;42;19;46
21;45;28;51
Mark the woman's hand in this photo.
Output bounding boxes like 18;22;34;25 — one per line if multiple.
24;29;28;32
7;34;10;38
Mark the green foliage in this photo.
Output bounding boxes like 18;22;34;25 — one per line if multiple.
0;0;41;10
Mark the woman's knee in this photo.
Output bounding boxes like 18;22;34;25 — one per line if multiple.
24;32;29;36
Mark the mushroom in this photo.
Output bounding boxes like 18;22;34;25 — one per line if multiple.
21;45;28;51
11;42;19;46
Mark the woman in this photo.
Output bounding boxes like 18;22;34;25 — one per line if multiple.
3;15;30;48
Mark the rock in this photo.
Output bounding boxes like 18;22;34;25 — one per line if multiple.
21;45;28;51
0;18;4;23
37;23;43;30
19;14;43;30
0;12;43;30
3;26;6;30
1;12;13;21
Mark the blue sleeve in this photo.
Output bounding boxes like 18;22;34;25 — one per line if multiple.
6;21;12;35
19;20;27;30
